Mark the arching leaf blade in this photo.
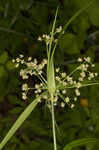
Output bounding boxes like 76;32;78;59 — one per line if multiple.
63;138;98;150
0;97;40;150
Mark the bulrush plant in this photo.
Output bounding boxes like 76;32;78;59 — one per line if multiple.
0;2;99;150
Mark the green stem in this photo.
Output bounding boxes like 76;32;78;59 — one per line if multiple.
81;82;99;87
51;98;57;150
58;82;99;90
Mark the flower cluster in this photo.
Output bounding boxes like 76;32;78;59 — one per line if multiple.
12;55;47;78
13;55;98;109
38;26;63;45
54;56;98;108
12;55;47;100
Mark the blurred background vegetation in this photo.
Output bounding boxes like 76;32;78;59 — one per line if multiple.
0;0;99;150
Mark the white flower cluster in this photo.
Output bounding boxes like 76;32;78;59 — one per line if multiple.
12;55;47;79
13;55;98;109
77;57;98;81
53;57;98;108
12;55;47;100
38;26;63;45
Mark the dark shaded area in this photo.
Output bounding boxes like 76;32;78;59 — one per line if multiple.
0;0;99;150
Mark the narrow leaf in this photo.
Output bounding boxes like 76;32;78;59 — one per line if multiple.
59;0;94;39
48;6;59;63
47;59;56;96
47;7;58;96
0;98;39;150
63;138;98;150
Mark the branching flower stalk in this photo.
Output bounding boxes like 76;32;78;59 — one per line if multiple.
12;43;99;150
12;15;99;150
0;2;99;150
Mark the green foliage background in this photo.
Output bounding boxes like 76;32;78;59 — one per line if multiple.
0;0;99;150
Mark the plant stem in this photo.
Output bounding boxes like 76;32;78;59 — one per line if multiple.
51;98;57;150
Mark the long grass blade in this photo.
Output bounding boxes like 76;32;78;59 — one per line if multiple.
47;7;59;96
47;59;56;96
59;0;94;39
63;138;98;150
47;6;59;66
0;96;41;150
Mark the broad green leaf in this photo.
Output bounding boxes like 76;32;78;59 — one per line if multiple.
71;0;99;26
30;4;48;25
0;52;8;64
72;15;89;33
6;60;15;70
0;66;7;78
70;0;92;10
0;97;39;150
58;0;94;40
9;107;23;115
72;16;90;49
63;138;98;150
59;33;79;54
87;0;99;26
